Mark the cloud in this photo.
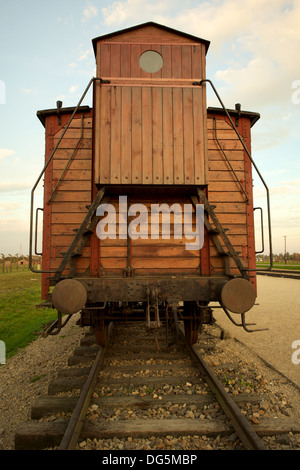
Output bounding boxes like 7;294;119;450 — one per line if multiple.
67;48;93;76
82;2;98;21
252;123;291;151
0;218;29;233
100;0;300;109
206;1;300;108
0;202;22;215
101;0;171;26
270;178;300;197
21;88;34;95
78;50;92;62
0;181;31;193
68;62;78;69
0;149;16;163
254;177;300;200
69;85;79;94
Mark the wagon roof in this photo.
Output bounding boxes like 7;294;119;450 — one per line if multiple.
36;104;259;128
207;107;260;127
36;105;91;127
92;21;210;55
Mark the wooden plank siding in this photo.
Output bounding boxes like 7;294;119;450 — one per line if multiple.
97;195;202;276
95;84;206;185
93;25;208;186
41;108;256;298
41;113;93;297
206;115;255;284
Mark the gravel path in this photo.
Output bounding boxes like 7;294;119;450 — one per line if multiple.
0;314;86;450
213;276;300;388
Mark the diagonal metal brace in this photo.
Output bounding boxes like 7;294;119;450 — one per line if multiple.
53;186;105;282
196;187;248;279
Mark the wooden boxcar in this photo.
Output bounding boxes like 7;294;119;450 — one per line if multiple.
31;22;266;345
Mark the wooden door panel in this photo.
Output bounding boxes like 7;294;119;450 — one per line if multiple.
96;84;207;185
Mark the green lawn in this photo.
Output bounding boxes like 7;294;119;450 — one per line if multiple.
256;263;300;271
0;270;56;359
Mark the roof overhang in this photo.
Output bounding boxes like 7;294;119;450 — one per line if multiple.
207;106;260;127
36;106;91;127
92;21;210;56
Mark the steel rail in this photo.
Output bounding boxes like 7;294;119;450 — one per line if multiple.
179;325;267;450
58;322;113;450
257;270;300;280
258;268;300;275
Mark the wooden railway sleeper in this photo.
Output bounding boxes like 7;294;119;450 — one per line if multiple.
179;325;267;450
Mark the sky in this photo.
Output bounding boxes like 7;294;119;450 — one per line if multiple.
0;0;299;257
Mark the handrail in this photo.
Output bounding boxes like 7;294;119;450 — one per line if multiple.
34;208;43;256
47;115;84;204
254;207;265;254
29;77;100;273
195;79;273;271
213;117;249;203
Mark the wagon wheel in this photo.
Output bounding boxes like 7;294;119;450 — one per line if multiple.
183;301;202;345
94;311;108;346
184;319;200;345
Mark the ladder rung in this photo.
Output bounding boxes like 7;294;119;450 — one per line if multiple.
83;229;93;235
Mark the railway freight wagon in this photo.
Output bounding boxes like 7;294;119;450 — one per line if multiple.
30;22;271;346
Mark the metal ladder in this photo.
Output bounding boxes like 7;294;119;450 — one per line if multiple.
191;188;248;279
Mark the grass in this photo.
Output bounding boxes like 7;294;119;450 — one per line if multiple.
0;270;56;359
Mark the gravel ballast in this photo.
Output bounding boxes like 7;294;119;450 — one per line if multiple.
1;277;300;450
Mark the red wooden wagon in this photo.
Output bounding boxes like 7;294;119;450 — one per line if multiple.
30;22;272;345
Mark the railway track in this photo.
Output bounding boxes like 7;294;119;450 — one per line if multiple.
15;321;300;451
257;269;300;280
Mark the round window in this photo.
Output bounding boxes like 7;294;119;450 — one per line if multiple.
139;50;163;73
